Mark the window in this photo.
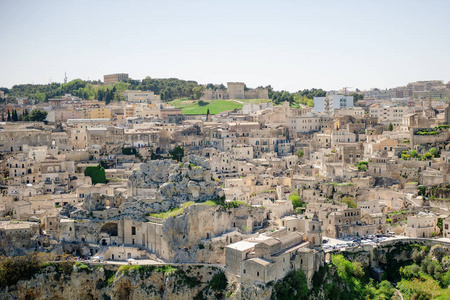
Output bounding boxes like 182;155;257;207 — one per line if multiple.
132;226;136;235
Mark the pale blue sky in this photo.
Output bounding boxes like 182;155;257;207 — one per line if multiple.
1;0;449;91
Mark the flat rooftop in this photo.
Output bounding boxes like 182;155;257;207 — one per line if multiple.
226;240;258;251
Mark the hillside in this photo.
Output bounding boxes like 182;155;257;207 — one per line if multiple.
169;98;271;115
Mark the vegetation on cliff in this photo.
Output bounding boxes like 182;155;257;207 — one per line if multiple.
0;252;72;288
308;255;396;300
0;254;229;299
271;269;309;300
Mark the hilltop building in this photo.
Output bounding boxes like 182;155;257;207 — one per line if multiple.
104;73;129;85
201;82;269;100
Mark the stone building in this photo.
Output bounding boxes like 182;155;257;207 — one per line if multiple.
323;208;378;238
405;212;439;238
0;221;39;254
443;216;450;238
200;82;269;100
104;73;128;85
225;214;323;285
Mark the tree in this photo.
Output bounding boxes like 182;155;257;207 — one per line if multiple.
7;111;10;122
272;269;309;300
295;149;304;158
401;153;411;160
84;164;106;185
289;192;305;210
423;152;433;160
0;252;43;288
429;148;438;157
357;161;368;172
388;123;393;131
411;149;418;158
169;146;184;162
437;217;443;232
192;86;204;100
29;109;48;122
11;110;18;122
209;272;228;291
99;160;108;169
206;108;210;121
341;196;357;208
122;147;137;155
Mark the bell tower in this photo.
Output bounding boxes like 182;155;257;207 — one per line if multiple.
307;212;322;247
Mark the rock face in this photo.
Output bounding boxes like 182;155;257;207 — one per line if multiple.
161;204;265;263
0;263;229;300
128;156;223;204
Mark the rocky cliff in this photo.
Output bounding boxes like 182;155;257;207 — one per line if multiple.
0;263;233;300
128;155;223;205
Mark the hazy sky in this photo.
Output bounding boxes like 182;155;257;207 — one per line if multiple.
1;0;449;91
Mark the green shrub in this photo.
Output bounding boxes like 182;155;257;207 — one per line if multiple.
271;269;308;300
169;146;184;162
84;164;106;184
122;147;137;155
209;271;227;291
357;161;368;171
341;196;357;208
0;252;43;287
289;192;305;209
75;262;92;273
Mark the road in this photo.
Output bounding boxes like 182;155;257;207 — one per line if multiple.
394;288;404;300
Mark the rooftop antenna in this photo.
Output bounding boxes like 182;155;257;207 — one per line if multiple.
64;72;68;84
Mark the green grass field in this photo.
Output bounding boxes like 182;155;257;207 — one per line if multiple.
148;199;248;219
149;201;196;219
169;98;272;115
149;200;220;219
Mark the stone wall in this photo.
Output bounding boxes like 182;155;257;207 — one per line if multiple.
411;128;450;146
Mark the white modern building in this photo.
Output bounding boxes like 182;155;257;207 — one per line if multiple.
314;95;354;114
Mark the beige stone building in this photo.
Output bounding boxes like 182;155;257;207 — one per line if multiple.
405;212;439;238
200;82;269;100
104;73;128;85
323;208;379;238
226;214;323;285
443;217;450;238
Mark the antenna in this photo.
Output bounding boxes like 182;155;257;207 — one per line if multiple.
64;72;68;84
